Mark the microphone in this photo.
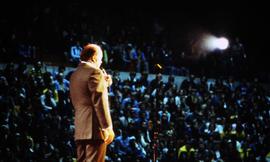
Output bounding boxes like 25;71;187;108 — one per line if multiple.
101;68;107;75
101;68;112;87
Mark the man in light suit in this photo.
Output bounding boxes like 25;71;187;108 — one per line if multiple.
69;44;115;162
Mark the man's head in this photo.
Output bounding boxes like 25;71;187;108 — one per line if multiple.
80;44;103;68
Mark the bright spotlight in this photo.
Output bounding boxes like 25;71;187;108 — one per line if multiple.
203;36;229;51
191;33;230;58
216;37;229;50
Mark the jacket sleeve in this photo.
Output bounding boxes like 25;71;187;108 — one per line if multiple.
88;68;112;129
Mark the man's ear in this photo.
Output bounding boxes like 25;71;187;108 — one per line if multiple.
91;55;97;62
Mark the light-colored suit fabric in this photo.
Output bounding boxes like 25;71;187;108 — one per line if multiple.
70;62;112;141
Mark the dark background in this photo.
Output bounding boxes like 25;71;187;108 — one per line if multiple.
0;3;268;75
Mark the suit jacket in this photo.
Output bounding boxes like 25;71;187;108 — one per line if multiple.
70;62;112;141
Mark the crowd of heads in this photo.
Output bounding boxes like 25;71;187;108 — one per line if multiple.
0;62;75;161
1;61;269;161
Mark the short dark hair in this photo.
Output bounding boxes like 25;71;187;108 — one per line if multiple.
80;44;97;61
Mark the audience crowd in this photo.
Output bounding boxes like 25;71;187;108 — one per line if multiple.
0;61;269;161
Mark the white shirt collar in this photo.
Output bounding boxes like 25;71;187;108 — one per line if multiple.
80;61;98;69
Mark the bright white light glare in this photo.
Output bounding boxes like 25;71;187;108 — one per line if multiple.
217;37;229;50
203;36;229;51
204;35;216;51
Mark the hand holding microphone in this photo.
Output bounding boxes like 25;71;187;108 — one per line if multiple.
101;68;112;87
